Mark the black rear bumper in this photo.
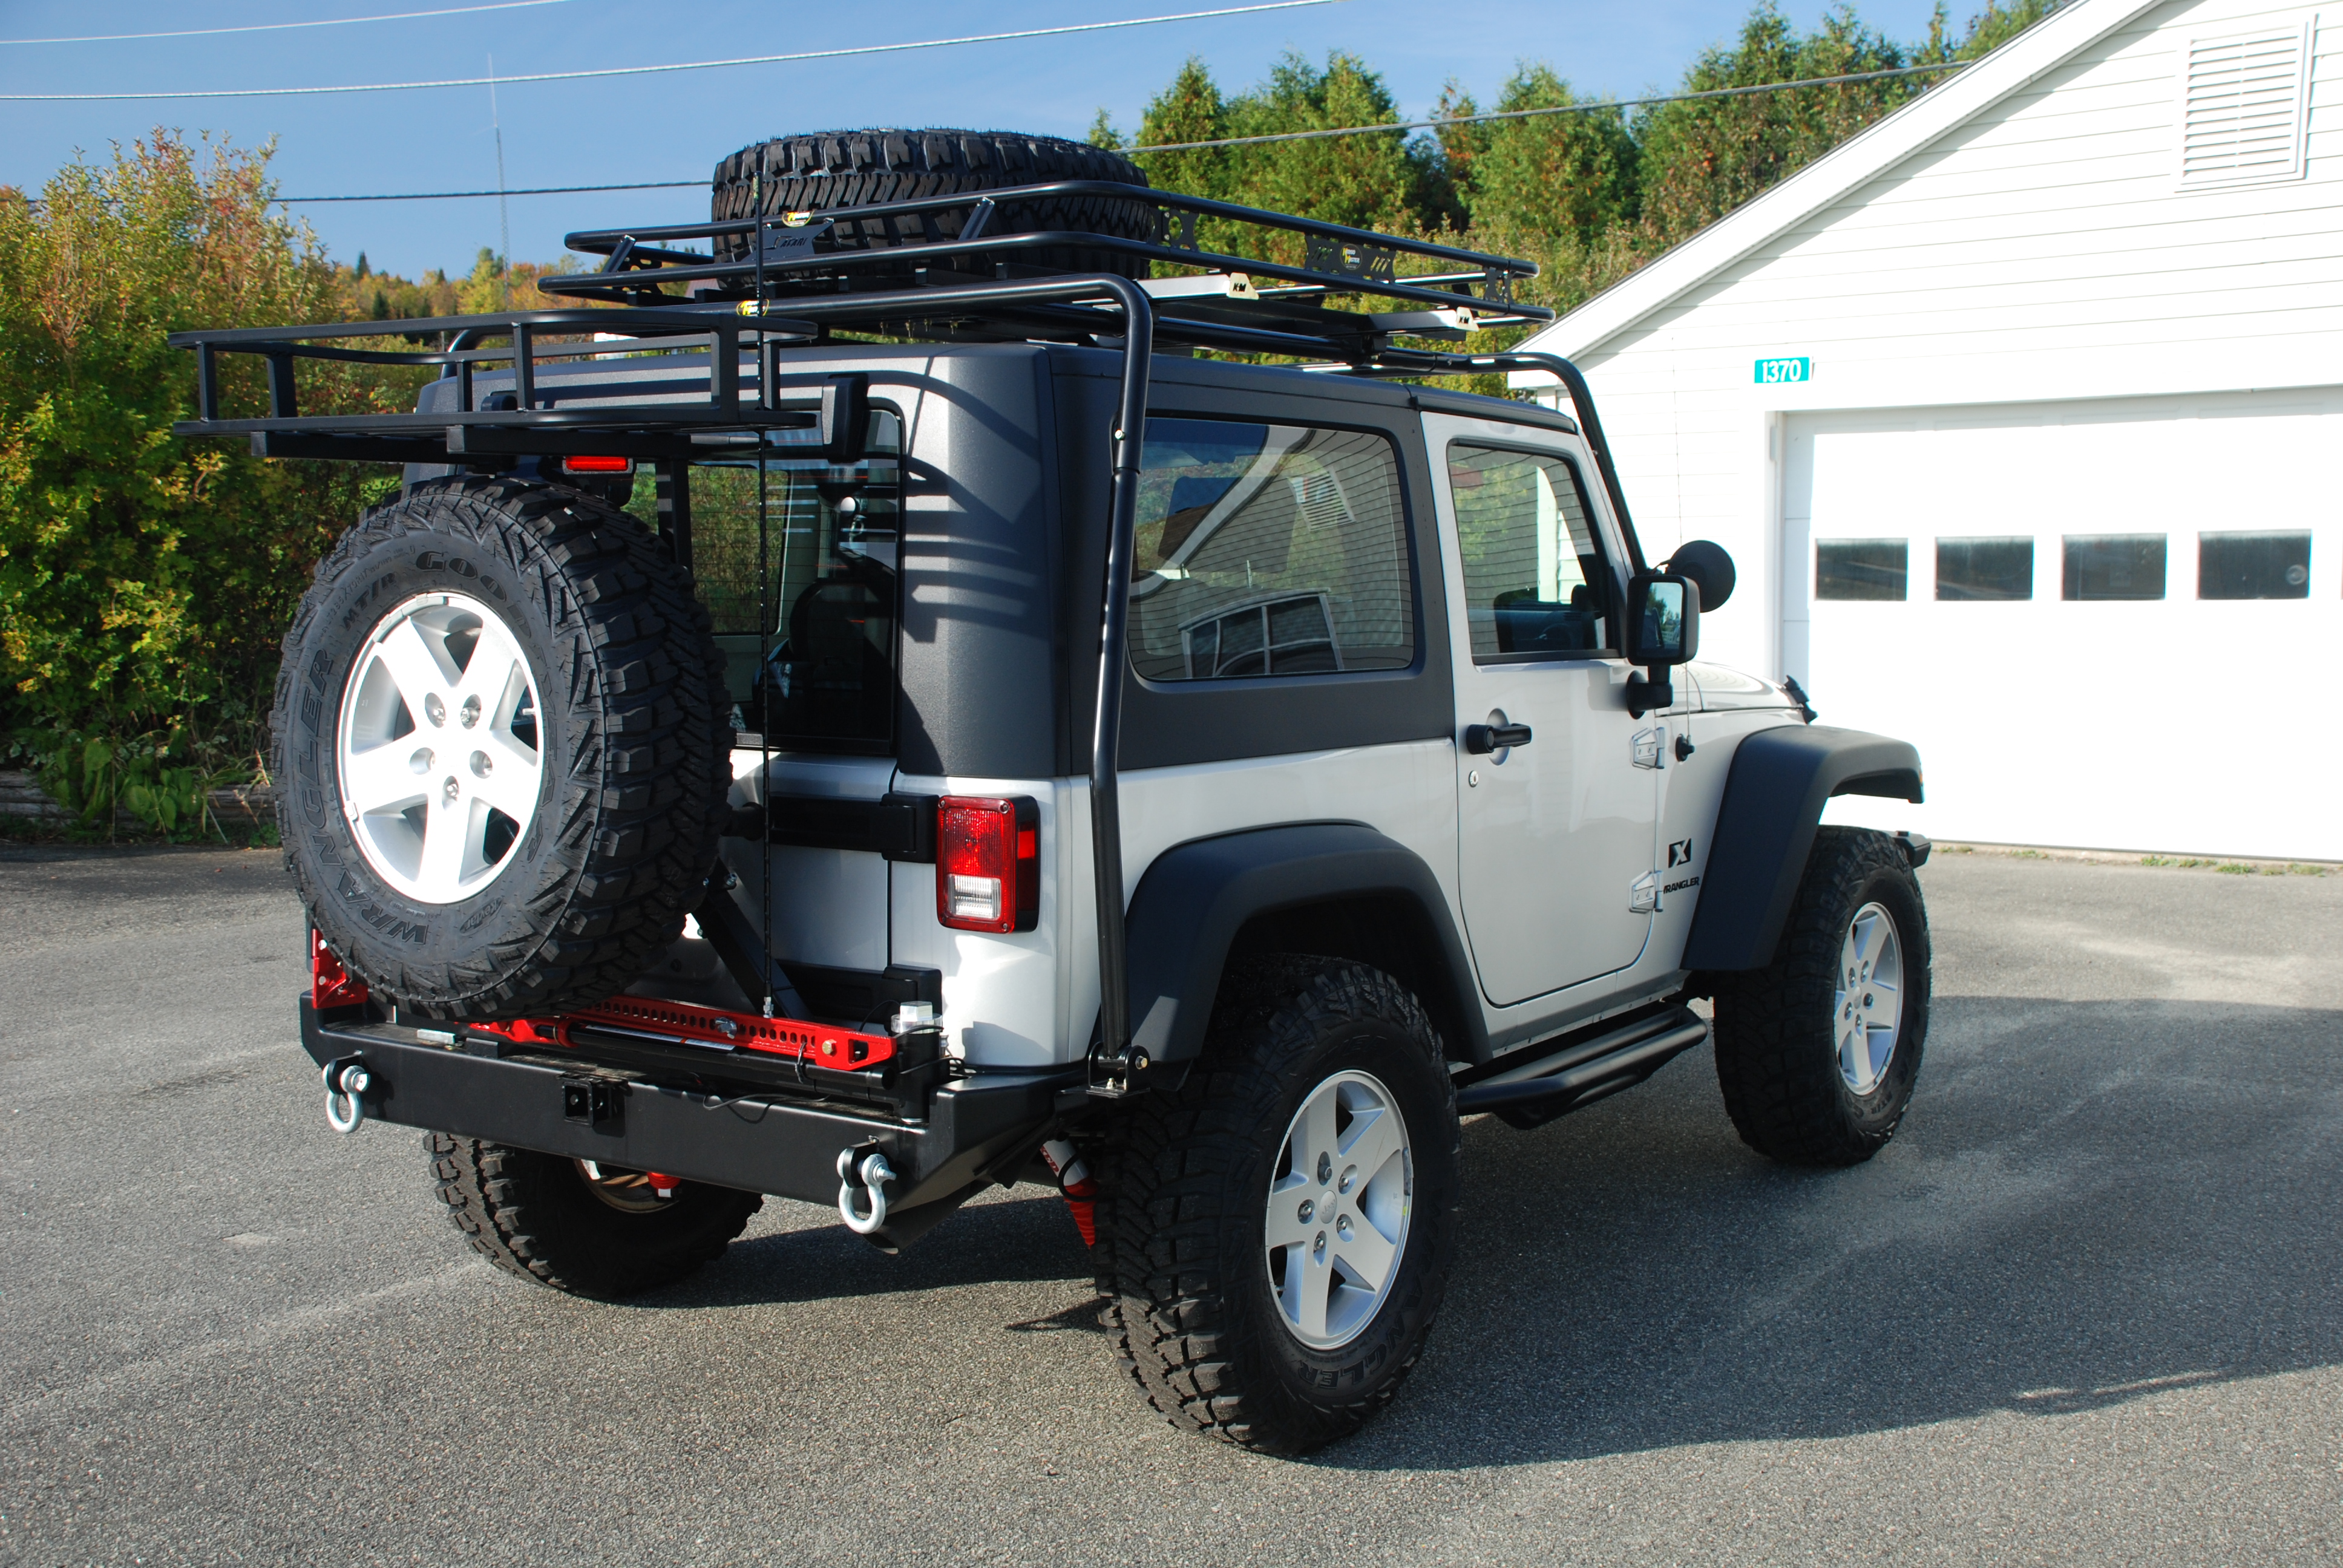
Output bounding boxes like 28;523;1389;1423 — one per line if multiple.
299;998;1072;1217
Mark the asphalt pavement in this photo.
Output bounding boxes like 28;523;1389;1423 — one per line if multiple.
2;844;2339;1566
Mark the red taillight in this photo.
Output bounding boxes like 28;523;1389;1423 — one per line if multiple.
561;455;634;474
936;796;1039;934
312;929;369;1010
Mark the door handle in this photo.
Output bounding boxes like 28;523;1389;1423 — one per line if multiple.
1464;722;1533;755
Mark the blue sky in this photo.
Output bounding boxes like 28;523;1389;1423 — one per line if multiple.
1;0;1951;280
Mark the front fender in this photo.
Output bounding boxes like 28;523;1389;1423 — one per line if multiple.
1682;725;1923;971
1122;823;1485;1065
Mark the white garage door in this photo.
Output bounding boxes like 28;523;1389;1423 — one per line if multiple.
1782;387;2343;860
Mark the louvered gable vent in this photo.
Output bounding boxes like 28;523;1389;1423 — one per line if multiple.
2180;20;2315;188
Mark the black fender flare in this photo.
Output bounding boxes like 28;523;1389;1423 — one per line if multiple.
1682;725;1924;972
1121;822;1487;1065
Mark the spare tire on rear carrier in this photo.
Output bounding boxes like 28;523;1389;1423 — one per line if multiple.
707;128;1158;292
273;475;733;1021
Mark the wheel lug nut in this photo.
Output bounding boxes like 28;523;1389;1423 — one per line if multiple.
1316;1152;1331;1184
1297;1199;1314;1223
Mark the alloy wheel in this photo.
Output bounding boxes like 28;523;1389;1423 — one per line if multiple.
335;592;543;904
1263;1068;1414;1350
1835;900;1905;1095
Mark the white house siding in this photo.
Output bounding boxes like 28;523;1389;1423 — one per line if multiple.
1534;0;2342;855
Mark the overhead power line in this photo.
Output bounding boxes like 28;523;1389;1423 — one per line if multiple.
274;60;1976;204
0;0;1337;100
1129;60;1974;154
284;178;703;203
0;0;577;47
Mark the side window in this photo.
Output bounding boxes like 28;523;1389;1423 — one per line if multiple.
1128;419;1412;682
1448;443;1611;662
673;410;904;749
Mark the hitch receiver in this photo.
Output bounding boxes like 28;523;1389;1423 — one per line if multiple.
562;1077;624;1129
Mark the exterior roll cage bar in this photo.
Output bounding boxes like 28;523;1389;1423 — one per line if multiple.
165;185;1639;1096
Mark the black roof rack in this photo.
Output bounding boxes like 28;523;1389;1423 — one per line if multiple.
550;180;1548;346
164;180;1559;452
163;187;1635;1100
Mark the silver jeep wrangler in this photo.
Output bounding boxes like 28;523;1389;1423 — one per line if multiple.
179;128;1930;1454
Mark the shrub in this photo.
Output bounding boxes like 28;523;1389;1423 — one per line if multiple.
0;131;417;755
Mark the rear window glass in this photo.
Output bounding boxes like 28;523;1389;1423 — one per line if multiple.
664;410;903;750
1128;419;1412;683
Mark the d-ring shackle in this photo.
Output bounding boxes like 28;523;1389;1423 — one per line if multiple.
323;1059;372;1134
836;1147;897;1235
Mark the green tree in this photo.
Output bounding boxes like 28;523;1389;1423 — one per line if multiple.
1948;0;2066;61
1220;51;1443;234
0;132;414;742
1443;64;1640;244
1135;56;1236;206
1633;2;1922;246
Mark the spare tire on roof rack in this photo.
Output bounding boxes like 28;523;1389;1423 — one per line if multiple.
709;128;1158;291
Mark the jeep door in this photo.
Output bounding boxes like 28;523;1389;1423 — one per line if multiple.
1423;413;1658;1007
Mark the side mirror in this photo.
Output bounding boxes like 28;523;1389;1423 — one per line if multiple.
1625;571;1699;717
1627;571;1700;666
1666;539;1735;612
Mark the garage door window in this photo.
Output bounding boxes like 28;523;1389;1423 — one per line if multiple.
2198;531;2310;599
1936;537;2033;601
1816;538;1907;601
2063;535;2166;601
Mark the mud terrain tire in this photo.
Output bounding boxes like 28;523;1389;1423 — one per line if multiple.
1711;826;1931;1165
1093;957;1461;1455
710;128;1156;285
427;1133;763;1298
272;475;731;1019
